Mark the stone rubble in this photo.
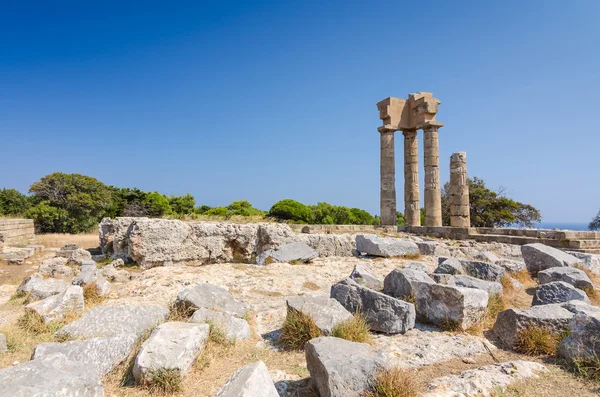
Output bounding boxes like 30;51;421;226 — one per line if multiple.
176;282;248;318
25;285;84;324
286;295;352;335
537;267;594;290
532;281;590;306
189;308;252;342
216;361;279;397
355;234;420;257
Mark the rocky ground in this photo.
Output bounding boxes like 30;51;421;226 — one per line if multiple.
0;227;599;396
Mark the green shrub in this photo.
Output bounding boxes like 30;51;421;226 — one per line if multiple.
0;188;31;216
142;192;172;217
169;194;195;215
205;207;228;217
25;201;70;233
269;199;313;223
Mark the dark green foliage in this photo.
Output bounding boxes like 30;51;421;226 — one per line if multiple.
24;201;70;233
226;200;265;216
194;205;212;214
0;188;31;215
441;177;541;228
307;202;376;225
142;192;172;217
590;210;600;231
169;193;195;215
204;207;228;216
269;199;314;223
396;212;405;226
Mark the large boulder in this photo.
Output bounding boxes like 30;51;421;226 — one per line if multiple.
434;257;464;275
25;285;84;324
189;308;251;342
496;259;527;273
256;241;318;265
416;241;451;257
448;275;503;295
175;283;248;318
423;361;547;397
133;322;210;384
473;251;500;264
566;251;600;274
355;235;419;258
331;278;415;334
56;305;169;340
492;304;574;347
216;361;279;397
460;260;506;282
521;243;580;274
538;267;593;291
0;353;104;396
298;233;356;258
17;276;70;302
32;334;137;378
531;281;590;306
286;295;352;335
349;263;383;290
383;268;435;299
305;336;389;397
559;311;600;362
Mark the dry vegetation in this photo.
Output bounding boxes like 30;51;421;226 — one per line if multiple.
279;309;322;350
34;233;99;249
332;313;372;343
513;325;568;356
364;367;419;397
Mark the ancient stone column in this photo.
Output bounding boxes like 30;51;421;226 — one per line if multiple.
450;152;470;227
422;122;443;226
402;129;420;226
379;127;397;225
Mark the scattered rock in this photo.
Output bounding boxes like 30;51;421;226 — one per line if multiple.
305;336;389;397
257;241;318;265
56;305;169;339
403;261;429;272
423;361;547;397
216;361;279;397
434;257;464;275
0;353;104;396
566;251;600;274
100;265;137;283
538;267;593;291
64;248;93;266
0;332;6;353
133;322;210;384
496;259;526;273
32;334;137;377
492;304;574;347
383;268;435;299
532;281;590;306
189;308;251;342
448;275;503;295
38;257;74;278
331;278;415;334
474;251;500;264
349;263;383;290
461;260;506;282
355;234;419;258
17;275;70;302
286;295;352;335
25;285;84;324
71;261;111;296
417;241;450;257
521;243;580;274
176;283;248;318
559;311;600;362
431;273;453;285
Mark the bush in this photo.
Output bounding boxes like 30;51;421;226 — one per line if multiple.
142;192;172;217
0;188;31;216
269;199;313;223
25;201;70;233
279;309;321;350
364;367;419;397
332;313;371;343
226;200;265;217
204;207;228;217
169;194;195;215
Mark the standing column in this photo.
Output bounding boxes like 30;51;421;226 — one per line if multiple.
422;122;443;226
402;129;420;226
450;152;470;227
379;127;397;225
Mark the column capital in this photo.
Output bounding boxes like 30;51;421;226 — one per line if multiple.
378;126;398;133
418;121;444;131
401;129;417;138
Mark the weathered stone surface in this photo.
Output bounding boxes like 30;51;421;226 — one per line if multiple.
383;268;435;299
448;275;503;295
17;275;70;302
305;336;389;397
492;304;574;347
26;285;84;324
72;262;111;297
0;332;6;353
56;305;169;339
0;353;104;396
521;243;580;273
216;361;279;397
286;295;352;334
297;233;356;258
331;278;415;334
355;234;419;257
403;261;429;272
256;241;318;265
496;259;526;273
461;260;506;282
423;361;547;397
473;251;500;264
561;300;600;316
100;265;137;283
434;257;464;275
189;308;251;342
133;322;210;383
33;334;137;377
538;267;593;290
417;241;451;257
559;311;600;362
349;263;383;290
38;257;74;278
176;283;248;318
431;273;453;285
62;248;92;265
532;281;590;306
566;251;600;274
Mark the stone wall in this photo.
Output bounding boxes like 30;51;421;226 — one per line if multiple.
0;219;35;247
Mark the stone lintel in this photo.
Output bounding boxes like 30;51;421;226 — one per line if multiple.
418;121;444;131
378;125;398;133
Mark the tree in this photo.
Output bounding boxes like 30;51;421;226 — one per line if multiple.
169;194;196;215
142;192;172;217
268;199;314;223
0;188;31;215
441;177;541;228
396;212;405;226
25;201;70;233
590;210;600;231
226;200;264;217
29;173;114;233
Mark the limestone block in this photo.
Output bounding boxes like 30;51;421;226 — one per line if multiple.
17;275;70;302
286;295;352;335
531;281;590;306
189;308;251;342
216;361;279;397
256;241;318;265
383;268;435;299
355;234;419;258
25;285;84;324
176;283;248;318
448;275;503;295
559;311;600;362
521;243;580;274
461;260;506;282
0;332;6;353
349;262;383;290
538;267;593;290
434;257;464;275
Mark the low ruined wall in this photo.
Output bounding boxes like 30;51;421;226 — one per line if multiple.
99;218;356;268
0;219;35;246
289;224;398;234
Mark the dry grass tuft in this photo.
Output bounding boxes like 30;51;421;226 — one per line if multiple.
168;301;195;321
571;355;600;383
145;368;183;395
364;367;419;397
514;325;568;356
440;317;461;332
332;313;372;343
401;253;422;260
512;269;534;284
302;281;320;291
466;293;506;336
82;284;105;306
279;309;322;350
401;292;417;308
17;310;60;335
207;322;232;347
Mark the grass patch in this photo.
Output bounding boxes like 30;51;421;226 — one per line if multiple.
440;317;461;332
467;292;506;336
512;269;534;284
401;253;421;260
332;313;372;343
570;355;600;382
364;367;419;397
82;284;105;306
145;368;183;394
514;325;568;356
582;286;599;306
401;291;417;308
17;310;61;335
279;309;322;350
207;322;232;346
302;281;320;291
168;301;195;321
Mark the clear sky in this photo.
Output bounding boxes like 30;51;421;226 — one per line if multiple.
1;1;599;222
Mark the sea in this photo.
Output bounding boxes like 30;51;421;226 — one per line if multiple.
533;222;590;231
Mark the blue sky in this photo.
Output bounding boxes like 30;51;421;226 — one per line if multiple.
1;1;599;222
